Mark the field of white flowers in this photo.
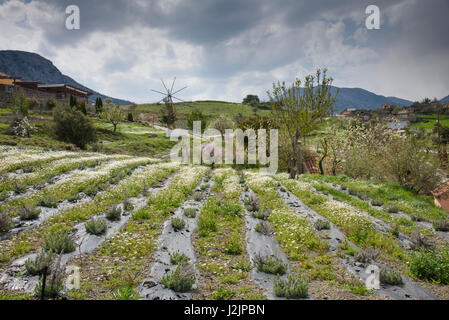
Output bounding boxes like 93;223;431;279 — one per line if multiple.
0;146;448;300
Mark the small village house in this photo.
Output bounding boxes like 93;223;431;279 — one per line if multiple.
0;72;92;107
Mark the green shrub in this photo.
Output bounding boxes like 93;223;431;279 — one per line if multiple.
411;213;426;222
211;287;236;300
105;205;122;221
132;208;150;220
83;185;99;197
254;254;287;275
52;104;96;149
198;214;217;236
371;198;384;206
183;207;197;218
111;286;142;300
433;219;449;232
223;238;242;255
251;209;271;220
410;231;434;251
255;221;274;235
355;247;380;264
0;190;9;201
123;194;134;212
245;194;260;212
13;181;27;194
0;211;13;233
171;217;186;231
19;206;41;221
384;204;399;213
85;218;107;235
25;250;55;275
67;194;81;203
390;223;400;238
160;264;195;292
39;196;58;208
273;275;308;299
347;279;373;295
348;188;358;196
42;232;76;254
170;252;190;265
409;251;449;284
314;219;330;231
379;267;403;285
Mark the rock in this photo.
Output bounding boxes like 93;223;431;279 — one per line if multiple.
142;279;157;288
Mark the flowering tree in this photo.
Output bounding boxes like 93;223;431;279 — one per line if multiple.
101;104;122;132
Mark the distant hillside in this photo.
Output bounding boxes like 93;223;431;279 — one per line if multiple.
440;95;449;104
329;87;412;113
0;50;132;105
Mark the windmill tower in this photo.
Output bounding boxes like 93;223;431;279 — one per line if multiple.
151;78;187;130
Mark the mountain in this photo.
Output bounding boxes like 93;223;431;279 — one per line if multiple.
329;87;412;113
440;95;449;104
0;50;132;105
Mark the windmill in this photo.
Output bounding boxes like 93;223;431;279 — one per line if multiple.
151;78;187;130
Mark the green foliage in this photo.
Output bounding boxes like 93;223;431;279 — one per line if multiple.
25;250;55;276
183;207;197;218
42;232;76;254
254;254;287;275
223;238;243;255
267;68;337;176
170;252;190;265
409;251;449;284
187;109;207;132
67;194;81;203
347;280;373;296
371;198;384;206
127;112;134;122
379;267;403;285
85;218;108;235
0;190;9;202
255;221;274;235
95;97;103;114
211;287;236;300
251;209;271;220
53;104;96;149
273;275;308;299
314;219;331;231
39;196;58;208
83;185;99;196
433;219;449;232
11;90;29;117
0;211;13;233
105;205;122;221
171;217;186;231
161;263;195;293
19;206;41;221
242;94;260;106
384;204;399;213
111;286;142;300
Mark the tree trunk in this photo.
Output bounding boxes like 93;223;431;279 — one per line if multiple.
289;130;303;179
113;123;117;132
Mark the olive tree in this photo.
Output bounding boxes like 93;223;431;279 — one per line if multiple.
101;104;122;132
267;69;337;178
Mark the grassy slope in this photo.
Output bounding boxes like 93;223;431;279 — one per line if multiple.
131;101;270;120
0;108;175;158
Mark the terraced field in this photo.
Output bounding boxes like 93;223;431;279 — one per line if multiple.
0;145;448;300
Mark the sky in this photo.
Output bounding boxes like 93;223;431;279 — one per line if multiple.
0;0;448;104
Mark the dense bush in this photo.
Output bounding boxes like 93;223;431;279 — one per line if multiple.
273;275;308;299
255;221;274;235
106;205;122;221
171;217;186;231
379;267;403;285
42;232;76;254
0;211;12;233
170;252;190;265
409;251;449;284
254;254;287;275
85;218;108;235
25;250;55;275
161;263;195;292
183;207;197;218
52;104;96;149
19;206;41;221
